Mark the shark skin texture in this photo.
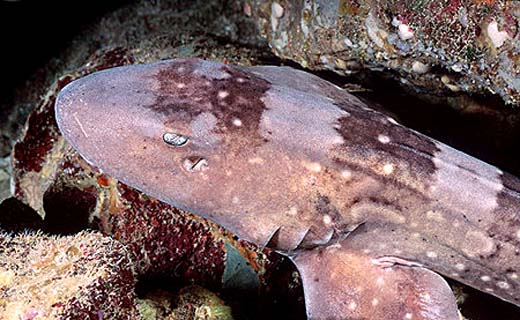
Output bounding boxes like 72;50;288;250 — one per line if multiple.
55;58;520;320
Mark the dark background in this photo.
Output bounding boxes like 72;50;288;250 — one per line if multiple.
0;1;129;102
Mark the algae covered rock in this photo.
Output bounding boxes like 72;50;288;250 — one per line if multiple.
247;0;520;105
0;231;138;319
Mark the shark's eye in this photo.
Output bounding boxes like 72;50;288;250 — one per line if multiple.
163;132;189;147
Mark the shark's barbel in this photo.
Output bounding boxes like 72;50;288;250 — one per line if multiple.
55;58;520;320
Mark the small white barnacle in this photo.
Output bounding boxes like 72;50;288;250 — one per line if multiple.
163;132;189;147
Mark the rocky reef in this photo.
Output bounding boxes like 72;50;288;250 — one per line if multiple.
247;0;520;105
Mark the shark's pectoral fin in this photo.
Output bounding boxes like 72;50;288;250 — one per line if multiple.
292;243;460;320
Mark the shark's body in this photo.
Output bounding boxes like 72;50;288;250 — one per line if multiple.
55;58;520;319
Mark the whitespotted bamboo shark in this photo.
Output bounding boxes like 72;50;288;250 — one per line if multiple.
55;58;520;320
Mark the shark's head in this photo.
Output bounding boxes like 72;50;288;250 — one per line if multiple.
56;58;264;213
55;58;356;250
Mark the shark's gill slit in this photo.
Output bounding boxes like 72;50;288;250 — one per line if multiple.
182;156;209;172
163;132;189;147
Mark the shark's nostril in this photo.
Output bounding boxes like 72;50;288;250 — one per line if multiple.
182;156;209;172
163;132;189;147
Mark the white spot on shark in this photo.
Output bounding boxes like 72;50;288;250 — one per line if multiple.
323;214;332;225
497;281;510;290
176;83;185;89
218;90;229;99
341;169;352;179
303;161;322;172
287;206;298;216
248;157;264;164
455;263;466;271
382;163;394;175
404;313;413;320
481;275;491;282
426;251;438;259
348;301;357;310
378;134;390;144
232;118;242;127
372;298;379;306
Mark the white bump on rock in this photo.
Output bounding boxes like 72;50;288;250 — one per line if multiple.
487;21;510;48
412;61;429;74
398;24;414;41
272;2;284;18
